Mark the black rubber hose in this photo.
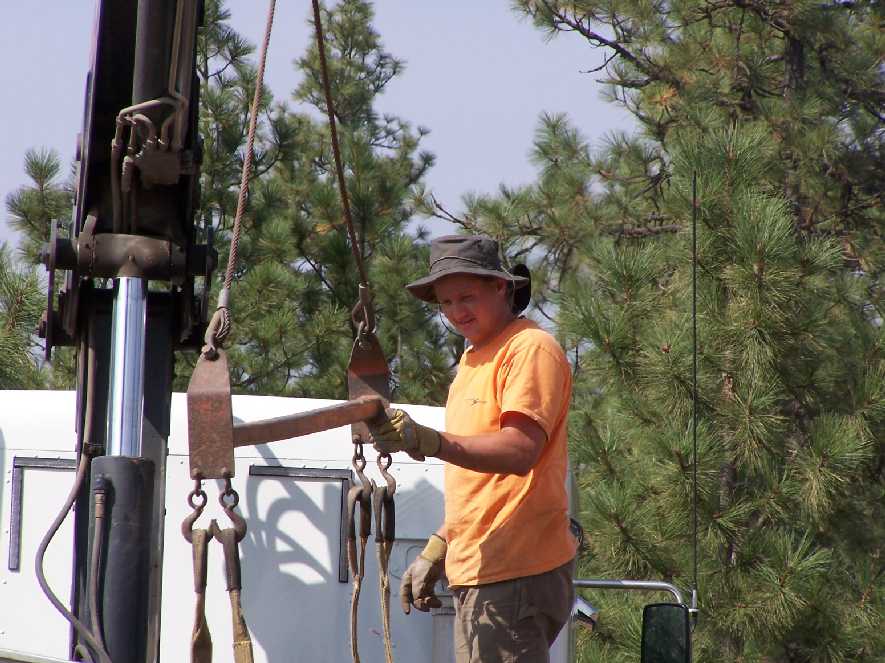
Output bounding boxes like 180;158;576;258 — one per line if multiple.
34;454;113;663
89;477;109;653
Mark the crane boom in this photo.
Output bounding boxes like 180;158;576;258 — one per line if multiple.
38;2;209;660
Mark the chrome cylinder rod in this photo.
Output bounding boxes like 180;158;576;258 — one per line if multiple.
106;277;148;457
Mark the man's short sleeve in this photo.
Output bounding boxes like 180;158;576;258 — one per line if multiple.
499;342;571;438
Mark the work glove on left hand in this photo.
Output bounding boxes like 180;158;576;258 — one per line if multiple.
368;408;442;460
401;534;447;614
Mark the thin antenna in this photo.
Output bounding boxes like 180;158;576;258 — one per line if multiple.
691;171;700;616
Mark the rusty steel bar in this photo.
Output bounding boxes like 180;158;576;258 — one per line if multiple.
232;396;384;447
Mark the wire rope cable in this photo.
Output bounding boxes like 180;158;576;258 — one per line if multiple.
203;0;277;354
223;0;276;294
691;171;700;602
205;0;376;353
310;0;371;291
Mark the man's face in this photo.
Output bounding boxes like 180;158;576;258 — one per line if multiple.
433;274;510;347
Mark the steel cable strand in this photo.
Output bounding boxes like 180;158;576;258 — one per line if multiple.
34;454;113;663
692;173;697;585
206;0;276;355
310;0;374;323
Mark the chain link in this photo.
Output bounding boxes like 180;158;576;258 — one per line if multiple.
187;479;208;510
220;476;240;509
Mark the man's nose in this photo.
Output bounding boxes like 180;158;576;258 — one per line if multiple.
448;302;469;320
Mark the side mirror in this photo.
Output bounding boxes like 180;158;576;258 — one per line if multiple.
641;603;691;663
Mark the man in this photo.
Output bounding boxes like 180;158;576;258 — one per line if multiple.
368;235;577;663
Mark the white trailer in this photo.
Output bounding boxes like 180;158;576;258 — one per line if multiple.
0;390;570;662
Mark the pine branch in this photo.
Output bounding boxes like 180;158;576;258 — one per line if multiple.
540;1;683;90
610;224;682;239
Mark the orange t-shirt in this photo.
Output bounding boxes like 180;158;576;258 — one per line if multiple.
443;318;576;587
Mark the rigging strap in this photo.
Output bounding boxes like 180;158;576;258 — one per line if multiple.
182;482;212;663
346;443;374;663
373;454;397;663
209;481;254;663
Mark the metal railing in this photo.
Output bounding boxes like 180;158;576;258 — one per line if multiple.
574;578;686;605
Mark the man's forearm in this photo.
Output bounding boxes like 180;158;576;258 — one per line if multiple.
436;428;540;476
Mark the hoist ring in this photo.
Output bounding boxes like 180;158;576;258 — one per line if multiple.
188;489;208;510
220;488;239;509
377;453;393;472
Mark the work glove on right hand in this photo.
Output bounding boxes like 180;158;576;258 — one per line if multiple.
369;408;442;461
401;534;446;614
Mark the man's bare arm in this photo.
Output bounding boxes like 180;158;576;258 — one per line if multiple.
436;412;546;476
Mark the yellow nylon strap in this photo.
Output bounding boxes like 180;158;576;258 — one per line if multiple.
377;540;394;663
228;589;254;663
190;529;212;663
349;536;368;663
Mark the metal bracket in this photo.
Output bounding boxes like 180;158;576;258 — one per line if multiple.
7;457;77;571
186;350;235;479
347;327;390;443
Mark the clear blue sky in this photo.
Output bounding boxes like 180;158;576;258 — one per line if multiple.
0;0;633;247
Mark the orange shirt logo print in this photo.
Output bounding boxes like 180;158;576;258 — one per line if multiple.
465;397;486;406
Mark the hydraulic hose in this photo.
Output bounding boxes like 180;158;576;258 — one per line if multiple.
89;478;109;654
34;454;113;663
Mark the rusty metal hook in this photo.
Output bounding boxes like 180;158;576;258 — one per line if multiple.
373;454;396;545
376;452;396;498
352;437;372;496
372;481;395;545
182;479;208;543
346;484;373;543
216;478;246;542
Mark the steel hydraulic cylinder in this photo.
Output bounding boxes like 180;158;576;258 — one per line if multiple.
106;277;148;457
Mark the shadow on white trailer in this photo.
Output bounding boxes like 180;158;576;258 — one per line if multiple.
0;390;571;663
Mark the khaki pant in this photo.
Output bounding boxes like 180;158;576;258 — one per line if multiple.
451;559;575;663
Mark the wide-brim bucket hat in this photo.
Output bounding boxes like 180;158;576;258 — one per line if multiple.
406;235;531;313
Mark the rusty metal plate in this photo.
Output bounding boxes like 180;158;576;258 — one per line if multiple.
347;331;390;442
186;349;234;479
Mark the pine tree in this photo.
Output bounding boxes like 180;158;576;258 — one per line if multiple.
0;243;45;389
192;0;456;403
438;2;883;660
3;148;76;388
5;148;73;265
